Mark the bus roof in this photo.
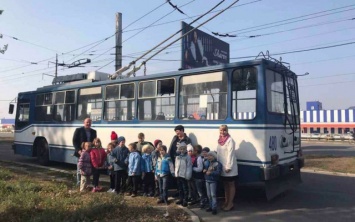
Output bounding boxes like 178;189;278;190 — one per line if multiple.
18;58;294;95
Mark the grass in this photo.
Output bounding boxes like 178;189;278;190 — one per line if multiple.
304;155;355;174
0;162;190;222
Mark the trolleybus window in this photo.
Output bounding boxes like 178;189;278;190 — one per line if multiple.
179;72;227;120
104;83;135;121
77;87;102;121
285;76;299;124
53;90;76;122
266;70;285;113
35;93;54;121
232;67;257;120
138;78;175;120
17;103;30;122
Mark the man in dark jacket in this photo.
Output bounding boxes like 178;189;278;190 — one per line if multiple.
72;118;97;185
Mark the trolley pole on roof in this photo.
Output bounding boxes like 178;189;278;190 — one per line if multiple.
115;13;122;72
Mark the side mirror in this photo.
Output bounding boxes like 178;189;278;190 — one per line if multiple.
8;104;14;114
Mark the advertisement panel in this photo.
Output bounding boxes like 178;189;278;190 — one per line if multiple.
181;22;230;69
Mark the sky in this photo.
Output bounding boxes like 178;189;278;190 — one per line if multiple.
1;0;355;118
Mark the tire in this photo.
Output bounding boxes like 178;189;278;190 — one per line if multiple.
37;139;50;166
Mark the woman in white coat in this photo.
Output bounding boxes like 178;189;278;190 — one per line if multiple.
217;125;238;211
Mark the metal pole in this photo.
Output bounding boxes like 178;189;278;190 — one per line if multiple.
115;13;122;71
55;53;58;80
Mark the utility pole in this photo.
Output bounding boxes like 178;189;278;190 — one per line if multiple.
55;53;58;79
115;13;122;72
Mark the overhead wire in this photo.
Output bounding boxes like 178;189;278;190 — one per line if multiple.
92;1;170;70
230;40;355;60
112;0;230;77
1;33;61;53
226;4;355;35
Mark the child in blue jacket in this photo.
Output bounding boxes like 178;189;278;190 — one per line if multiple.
155;145;174;205
141;144;155;197
203;151;222;215
127;143;142;197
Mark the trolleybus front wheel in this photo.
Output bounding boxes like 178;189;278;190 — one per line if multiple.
36;139;50;166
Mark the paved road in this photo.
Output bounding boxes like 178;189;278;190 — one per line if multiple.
1;140;355;222
302;141;355;156
189;171;355;222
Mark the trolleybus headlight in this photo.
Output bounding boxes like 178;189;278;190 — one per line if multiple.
271;154;279;166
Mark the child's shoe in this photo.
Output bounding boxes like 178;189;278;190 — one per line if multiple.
96;186;102;191
131;193;137;197
212;209;217;215
107;188;113;192
175;200;183;205
92;187;97;193
206;208;212;212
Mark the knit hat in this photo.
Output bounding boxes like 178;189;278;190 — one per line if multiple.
207;151;217;160
202;147;210;153
154;139;162;148
177;142;187;154
178;142;187;148
117;136;125;144
111;131;118;141
187;144;193;152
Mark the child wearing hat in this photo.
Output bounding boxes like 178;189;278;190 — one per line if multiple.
112;136;130;194
110;131;118;147
127;143;142;197
203;151;222;215
175;142;192;207
192;145;208;209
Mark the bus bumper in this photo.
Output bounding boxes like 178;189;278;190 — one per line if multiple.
262;158;304;200
262;157;304;181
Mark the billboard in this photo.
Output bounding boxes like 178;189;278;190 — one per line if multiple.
181;22;230;69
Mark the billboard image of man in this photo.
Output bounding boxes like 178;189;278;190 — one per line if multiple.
181;22;229;70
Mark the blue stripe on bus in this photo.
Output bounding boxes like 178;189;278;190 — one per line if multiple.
316;110;320;123
338;110;342;122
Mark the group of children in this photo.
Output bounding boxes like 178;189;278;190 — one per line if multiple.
77;132;223;215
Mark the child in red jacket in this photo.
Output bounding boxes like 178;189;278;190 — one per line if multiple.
90;138;107;192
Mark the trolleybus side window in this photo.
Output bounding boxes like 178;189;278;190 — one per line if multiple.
77;87;102;121
266;70;285;114
104;83;135;121
53;90;76;122
179;72;227;120
138;78;175;121
232;67;257;120
35;93;54;121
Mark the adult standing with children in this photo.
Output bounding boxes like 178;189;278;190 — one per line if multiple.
169;125;192;163
216;124;238;212
72;118;97;186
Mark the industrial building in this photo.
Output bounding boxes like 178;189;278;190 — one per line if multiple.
300;101;355;134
